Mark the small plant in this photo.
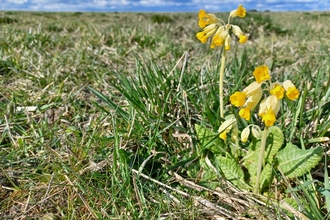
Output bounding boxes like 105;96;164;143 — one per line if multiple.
194;4;327;218
196;65;323;193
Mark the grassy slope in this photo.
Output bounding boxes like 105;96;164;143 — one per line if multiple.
0;11;329;219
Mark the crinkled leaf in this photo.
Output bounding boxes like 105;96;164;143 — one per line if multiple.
216;156;251;190
265;126;284;163
282;197;299;209
242;143;259;178
195;124;224;154
259;163;273;191
277;143;323;178
243;126;283;179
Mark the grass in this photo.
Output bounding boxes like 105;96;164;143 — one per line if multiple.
0;10;329;219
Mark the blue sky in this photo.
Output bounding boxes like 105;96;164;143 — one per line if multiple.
0;0;329;12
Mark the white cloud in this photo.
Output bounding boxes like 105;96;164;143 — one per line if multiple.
5;0;27;4
0;0;329;12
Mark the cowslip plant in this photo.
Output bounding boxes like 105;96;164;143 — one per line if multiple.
229;64;322;193
196;5;247;118
194;5;323;196
194;65;323;195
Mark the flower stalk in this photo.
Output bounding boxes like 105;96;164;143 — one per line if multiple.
254;126;269;194
219;48;226;118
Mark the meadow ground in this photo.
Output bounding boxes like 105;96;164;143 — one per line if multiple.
0;10;329;219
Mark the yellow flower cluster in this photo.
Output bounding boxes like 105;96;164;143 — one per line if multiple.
230;65;300;127
196;5;247;49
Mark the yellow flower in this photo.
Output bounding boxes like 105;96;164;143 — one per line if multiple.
239;35;248;44
258;95;280;126
230;5;247;18
230;91;246;107
219;132;227;140
259;95;281;116
270;83;285;100
240;90;262;120
283;80;300;100
231;25;248;44
218;115;236;141
198;9;207;19
196;24;218;43
253;65;271;83
239;107;251;121
230;82;262;121
198;9;219;28
196;6;247;49
262;109;276;127
286;87;300;100
210;26;229;48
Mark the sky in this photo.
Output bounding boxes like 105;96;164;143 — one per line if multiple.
0;0;329;12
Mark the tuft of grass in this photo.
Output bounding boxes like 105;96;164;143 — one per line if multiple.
151;14;173;23
0;16;18;24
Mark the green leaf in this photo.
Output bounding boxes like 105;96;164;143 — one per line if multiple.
216;155;251;190
277;143;323;178
195;124;224;154
265;126;284;163
318;187;330;197
259;163;273;191
282;197;299;209
242;142;259;178
243;126;284;179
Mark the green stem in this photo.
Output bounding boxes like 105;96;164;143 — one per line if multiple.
254;126;269;194
219;48;227;118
